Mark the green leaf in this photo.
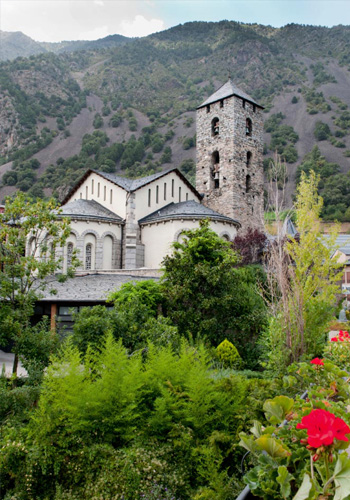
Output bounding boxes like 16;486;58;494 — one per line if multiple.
333;452;350;500
277;465;294;499
292;474;312;500
255;435;291;458
250;420;263;438
239;433;259;454
263;395;294;424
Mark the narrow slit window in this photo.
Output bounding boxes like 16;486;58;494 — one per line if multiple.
91;179;94;194
246;174;251;193
172;179;174;197
148;188;151;207
186;192;188;201
85;244;92;270
156;185;159;204
80;192;82;199
247;151;252;167
242;99;246;109
179;186;181;202
85;186;88;199
246;118;252;136
220;99;224;108
206;105;210;113
67;243;73;267
110;189;113;204
97;182;100;197
164;183;167;201
104;186;106;201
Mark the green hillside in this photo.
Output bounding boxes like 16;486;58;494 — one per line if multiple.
0;21;349;218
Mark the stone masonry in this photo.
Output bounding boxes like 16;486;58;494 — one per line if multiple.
196;86;264;231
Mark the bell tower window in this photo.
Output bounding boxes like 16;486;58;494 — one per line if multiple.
211;117;220;136
246;118;252;136
211;151;220;189
247;151;252;167
246;174;251;193
206;105;210;113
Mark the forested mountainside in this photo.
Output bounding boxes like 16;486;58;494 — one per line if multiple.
0;21;350;219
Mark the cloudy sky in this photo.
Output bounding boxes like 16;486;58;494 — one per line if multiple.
1;0;349;43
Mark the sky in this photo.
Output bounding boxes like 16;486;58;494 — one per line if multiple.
1;0;349;43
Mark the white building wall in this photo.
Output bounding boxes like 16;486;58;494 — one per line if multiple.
141;219;238;268
134;172;200;221
63;219;122;270
72;172;127;218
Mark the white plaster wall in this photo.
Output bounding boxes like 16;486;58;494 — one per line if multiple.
68;220;122;240
103;235;113;269
134;172;199;221
70;172;127;218
141;219;238;268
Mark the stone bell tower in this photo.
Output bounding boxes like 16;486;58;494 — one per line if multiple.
196;79;264;231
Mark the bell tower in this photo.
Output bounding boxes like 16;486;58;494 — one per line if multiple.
196;80;264;231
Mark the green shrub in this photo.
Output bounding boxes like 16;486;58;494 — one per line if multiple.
216;339;242;369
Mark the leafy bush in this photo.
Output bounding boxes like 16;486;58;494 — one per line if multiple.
314;121;331;141
216;339;242;369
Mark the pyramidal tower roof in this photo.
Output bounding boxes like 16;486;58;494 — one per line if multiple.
197;79;263;109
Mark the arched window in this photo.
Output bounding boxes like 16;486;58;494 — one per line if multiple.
247;151;252;167
85;243;92;270
211;117;220;136
246;118;252;136
246;174;252;193
67;243;73;267
211;151;220;189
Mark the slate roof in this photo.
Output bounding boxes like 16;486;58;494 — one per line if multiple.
198;79;262;109
325;235;350;256
61;168;200;205
39;274;158;302
139;200;240;226
59;199;123;223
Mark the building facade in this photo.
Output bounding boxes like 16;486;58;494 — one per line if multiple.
50;80;264;272
196;79;264;230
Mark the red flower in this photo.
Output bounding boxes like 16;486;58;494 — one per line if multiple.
297;409;350;448
310;358;324;366
331;337;339;342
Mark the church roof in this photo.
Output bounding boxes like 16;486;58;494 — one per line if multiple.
38;274;158;302
59;199;123;223
197;79;262;109
61;168;200;204
139;200;241;227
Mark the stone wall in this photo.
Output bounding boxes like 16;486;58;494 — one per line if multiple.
196;94;264;231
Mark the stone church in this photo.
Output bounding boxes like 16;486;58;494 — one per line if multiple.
56;79;264;274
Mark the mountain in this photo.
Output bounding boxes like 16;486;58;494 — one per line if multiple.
0;30;131;61
0;31;47;61
0;21;349;218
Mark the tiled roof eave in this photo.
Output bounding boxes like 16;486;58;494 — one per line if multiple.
197;92;264;110
57;214;125;224
139;213;241;227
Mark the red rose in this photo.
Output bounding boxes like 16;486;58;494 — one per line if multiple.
331;337;338;342
310;358;324;366
297;409;350;448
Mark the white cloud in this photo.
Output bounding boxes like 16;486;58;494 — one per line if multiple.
119;14;165;38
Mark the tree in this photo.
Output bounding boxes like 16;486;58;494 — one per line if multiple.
265;171;342;373
232;228;267;266
161;221;267;365
0;192;75;374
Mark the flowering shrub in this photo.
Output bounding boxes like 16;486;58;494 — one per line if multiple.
239;357;350;499
324;330;350;369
